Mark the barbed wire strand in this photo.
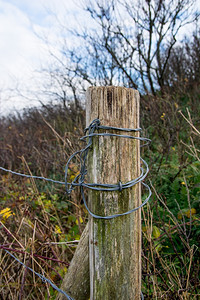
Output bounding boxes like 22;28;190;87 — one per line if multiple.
0;118;151;298
4;250;74;300
0;166;65;185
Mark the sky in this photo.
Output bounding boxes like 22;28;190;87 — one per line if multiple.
0;0;198;116
0;0;84;115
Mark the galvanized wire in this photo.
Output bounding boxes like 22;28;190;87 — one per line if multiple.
4;250;74;300
0;167;65;185
65;118;151;219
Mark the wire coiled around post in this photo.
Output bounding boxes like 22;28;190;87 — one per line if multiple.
65;118;151;219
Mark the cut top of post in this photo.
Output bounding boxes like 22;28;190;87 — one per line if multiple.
86;86;140;130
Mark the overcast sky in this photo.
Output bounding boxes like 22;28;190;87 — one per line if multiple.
0;0;85;115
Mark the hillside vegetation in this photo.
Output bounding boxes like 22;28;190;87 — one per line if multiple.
0;81;199;299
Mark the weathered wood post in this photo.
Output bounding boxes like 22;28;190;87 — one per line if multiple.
86;86;141;299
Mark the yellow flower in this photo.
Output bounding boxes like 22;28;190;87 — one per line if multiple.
160;113;165;119
172;147;175;151
181;181;186;185
55;225;62;234
0;207;15;220
75;217;83;225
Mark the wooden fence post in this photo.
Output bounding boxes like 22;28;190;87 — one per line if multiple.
86;86;141;299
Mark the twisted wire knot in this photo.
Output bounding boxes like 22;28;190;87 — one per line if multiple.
118;181;123;192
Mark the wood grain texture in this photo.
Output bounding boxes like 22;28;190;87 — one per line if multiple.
86;86;141;300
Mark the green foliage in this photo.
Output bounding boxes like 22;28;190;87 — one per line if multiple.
142;137;200;298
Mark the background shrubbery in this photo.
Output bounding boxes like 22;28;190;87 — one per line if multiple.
0;82;199;299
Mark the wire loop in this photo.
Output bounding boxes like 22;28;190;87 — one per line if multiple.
65;118;151;219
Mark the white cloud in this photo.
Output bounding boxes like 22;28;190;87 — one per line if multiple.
0;1;45;112
0;0;84;115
